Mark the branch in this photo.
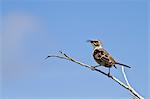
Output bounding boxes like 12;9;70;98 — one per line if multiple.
46;51;144;99
122;66;131;87
121;67;144;99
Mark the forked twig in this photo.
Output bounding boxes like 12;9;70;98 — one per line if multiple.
46;51;144;99
121;67;143;99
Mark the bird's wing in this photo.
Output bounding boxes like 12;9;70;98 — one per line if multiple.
100;48;116;65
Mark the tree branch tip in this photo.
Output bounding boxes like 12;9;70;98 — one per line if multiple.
44;56;51;60
59;51;63;54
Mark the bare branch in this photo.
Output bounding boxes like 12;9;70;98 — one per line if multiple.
121;66;144;99
46;51;144;99
122;66;131;87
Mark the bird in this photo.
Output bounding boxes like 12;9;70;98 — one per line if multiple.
87;39;131;76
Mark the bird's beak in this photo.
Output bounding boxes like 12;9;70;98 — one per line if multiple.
86;40;92;43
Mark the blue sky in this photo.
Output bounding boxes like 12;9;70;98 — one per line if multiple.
1;0;149;99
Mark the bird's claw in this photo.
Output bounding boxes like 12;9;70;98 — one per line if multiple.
90;66;96;71
107;73;111;77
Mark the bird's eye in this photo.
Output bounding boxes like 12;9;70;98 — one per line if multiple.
94;41;98;43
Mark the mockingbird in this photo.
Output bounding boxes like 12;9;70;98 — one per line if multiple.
87;39;131;75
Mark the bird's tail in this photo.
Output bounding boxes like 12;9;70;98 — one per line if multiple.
115;62;131;68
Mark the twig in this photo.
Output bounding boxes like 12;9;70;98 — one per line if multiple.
121;66;143;99
122;66;131;87
46;51;144;99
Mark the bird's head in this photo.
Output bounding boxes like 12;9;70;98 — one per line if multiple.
87;39;103;49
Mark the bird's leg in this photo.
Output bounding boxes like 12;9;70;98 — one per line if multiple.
93;65;101;68
108;68;111;77
90;65;101;70
114;65;117;69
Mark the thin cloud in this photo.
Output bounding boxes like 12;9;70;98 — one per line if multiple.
2;11;40;80
3;11;38;48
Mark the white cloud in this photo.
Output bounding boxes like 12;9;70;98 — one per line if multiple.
2;11;40;80
3;11;38;48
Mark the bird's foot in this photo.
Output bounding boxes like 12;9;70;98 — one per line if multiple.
90;65;101;71
107;73;111;77
90;66;97;71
